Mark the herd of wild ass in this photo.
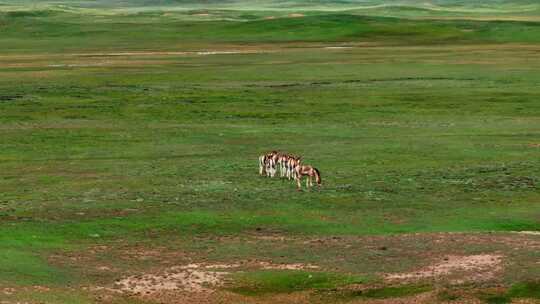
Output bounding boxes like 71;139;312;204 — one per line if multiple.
259;151;321;190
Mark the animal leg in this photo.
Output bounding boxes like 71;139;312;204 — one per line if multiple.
266;162;271;177
287;165;291;180
259;156;264;176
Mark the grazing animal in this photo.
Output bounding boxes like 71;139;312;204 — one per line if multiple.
259;152;321;192
259;151;278;177
269;152;282;178
286;156;302;180
294;165;321;190
267;151;279;177
258;154;267;176
277;153;289;178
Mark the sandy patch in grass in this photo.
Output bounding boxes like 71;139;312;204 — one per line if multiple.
385;254;502;283
74;50;271;57
324;46;354;49
288;13;305;18
258;262;319;270
512;231;540;235
115;265;227;295
1;287;16;295
113;262;320;296
253;235;295;241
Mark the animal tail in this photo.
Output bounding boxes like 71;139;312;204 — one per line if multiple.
314;168;322;185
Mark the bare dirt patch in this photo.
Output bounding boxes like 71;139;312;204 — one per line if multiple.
114;265;227;295
57;232;539;302
75;50;271;57
252;235;295;242
1;287;16;296
324;46;354;50
385;254;503;283
258;261;319;270
512;231;540;236
112;261;319;297
288;13;305;18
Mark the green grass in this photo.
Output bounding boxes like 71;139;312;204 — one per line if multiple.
2;11;540;53
0;249;69;285
1;289;94;304
319;284;431;301
484;295;511;304
354;285;431;299
0;1;539;302
1;0;540;11
229;270;362;295
361;285;431;298
478;281;540;303
507;281;540;299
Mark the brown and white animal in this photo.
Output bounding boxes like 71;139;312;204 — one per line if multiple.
259;151;279;177
286;155;302;180
277;153;290;178
259;154;267;176
294;165;321;190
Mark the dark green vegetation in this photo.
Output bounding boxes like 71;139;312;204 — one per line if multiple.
327;284;432;300
230;270;361;295
358;285;431;299
479;281;540;303
507;281;540;299
3;10;540;54
0;1;539;303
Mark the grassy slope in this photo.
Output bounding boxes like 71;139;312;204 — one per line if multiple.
2;0;540;8
2;11;540;54
0;2;539;303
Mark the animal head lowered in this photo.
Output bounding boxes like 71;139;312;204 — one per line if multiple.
295;165;321;190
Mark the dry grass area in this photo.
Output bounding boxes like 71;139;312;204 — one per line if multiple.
1;43;539;71
385;254;503;283
35;232;539;303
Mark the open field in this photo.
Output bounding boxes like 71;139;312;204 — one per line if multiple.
0;1;539;303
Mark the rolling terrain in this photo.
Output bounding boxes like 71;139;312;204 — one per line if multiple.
0;1;539;303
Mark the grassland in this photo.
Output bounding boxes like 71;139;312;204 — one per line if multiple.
0;1;539;303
